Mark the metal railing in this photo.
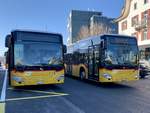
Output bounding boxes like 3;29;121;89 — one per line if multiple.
135;19;150;31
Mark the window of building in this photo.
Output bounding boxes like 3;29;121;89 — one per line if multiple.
134;3;137;10
141;11;148;26
121;20;127;31
144;0;148;4
144;12;148;24
131;15;139;27
143;29;148;40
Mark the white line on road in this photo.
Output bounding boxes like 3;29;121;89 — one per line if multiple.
6;94;68;101
0;70;8;102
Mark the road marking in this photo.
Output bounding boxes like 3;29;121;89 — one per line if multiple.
7;87;85;113
8;88;66;95
0;70;8;113
0;103;5;113
6;93;68;101
7;88;68;102
0;70;7;102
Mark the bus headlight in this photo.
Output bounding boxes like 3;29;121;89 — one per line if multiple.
134;71;139;79
103;73;112;80
135;75;139;79
12;76;23;82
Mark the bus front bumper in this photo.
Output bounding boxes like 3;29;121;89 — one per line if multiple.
99;69;139;82
10;70;64;86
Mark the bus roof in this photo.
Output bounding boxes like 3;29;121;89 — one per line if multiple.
71;34;136;45
11;29;63;37
102;34;136;39
5;29;63;46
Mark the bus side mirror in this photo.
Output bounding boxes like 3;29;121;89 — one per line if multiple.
5;34;11;47
63;45;67;53
101;41;104;49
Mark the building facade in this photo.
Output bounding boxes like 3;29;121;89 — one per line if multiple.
67;10;102;45
115;0;150;60
67;10;118;45
90;15;118;36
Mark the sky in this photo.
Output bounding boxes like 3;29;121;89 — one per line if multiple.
0;0;124;56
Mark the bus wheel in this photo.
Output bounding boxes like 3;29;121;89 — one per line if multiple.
80;70;86;80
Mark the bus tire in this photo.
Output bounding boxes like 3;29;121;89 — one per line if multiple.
80;68;86;80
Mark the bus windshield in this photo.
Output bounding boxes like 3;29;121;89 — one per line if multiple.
104;37;138;67
14;41;63;67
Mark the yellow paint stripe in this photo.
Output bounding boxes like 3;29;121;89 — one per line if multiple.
6;94;68;102
8;88;67;95
0;103;5;113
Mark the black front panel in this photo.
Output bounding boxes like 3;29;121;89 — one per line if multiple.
13;31;62;43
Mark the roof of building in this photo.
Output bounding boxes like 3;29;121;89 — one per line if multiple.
71;10;102;16
114;0;132;22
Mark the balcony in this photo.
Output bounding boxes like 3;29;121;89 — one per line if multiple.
135;19;149;31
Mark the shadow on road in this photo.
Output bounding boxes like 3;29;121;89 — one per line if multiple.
9;75;140;91
11;84;63;91
66;75;135;90
86;80;134;89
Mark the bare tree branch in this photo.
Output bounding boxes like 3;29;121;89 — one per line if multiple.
77;23;113;41
91;23;112;36
77;25;90;40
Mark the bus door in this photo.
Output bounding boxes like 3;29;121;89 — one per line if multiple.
88;45;99;81
66;54;72;75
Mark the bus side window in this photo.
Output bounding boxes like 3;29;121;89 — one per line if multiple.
9;46;14;69
101;41;104;49
79;53;83;64
73;52;78;65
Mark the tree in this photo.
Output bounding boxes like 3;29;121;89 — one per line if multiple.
77;25;90;41
90;23;112;36
77;23;113;41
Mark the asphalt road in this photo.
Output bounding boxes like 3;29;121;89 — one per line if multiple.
0;70;5;95
1;71;150;113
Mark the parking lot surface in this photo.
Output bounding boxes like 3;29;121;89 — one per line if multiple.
0;71;150;113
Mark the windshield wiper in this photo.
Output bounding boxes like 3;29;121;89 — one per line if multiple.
15;65;41;71
15;65;28;71
34;63;48;66
123;62;138;68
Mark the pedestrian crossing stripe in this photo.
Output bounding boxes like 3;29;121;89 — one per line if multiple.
6;88;68;102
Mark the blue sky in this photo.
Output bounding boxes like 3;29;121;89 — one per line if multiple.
0;0;124;56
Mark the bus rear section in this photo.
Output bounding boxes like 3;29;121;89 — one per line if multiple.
65;34;139;83
5;30;65;86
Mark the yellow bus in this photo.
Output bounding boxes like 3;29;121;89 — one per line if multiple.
5;30;65;86
65;34;139;82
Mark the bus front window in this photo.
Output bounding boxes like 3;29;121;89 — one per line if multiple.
104;44;138;67
14;42;63;67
